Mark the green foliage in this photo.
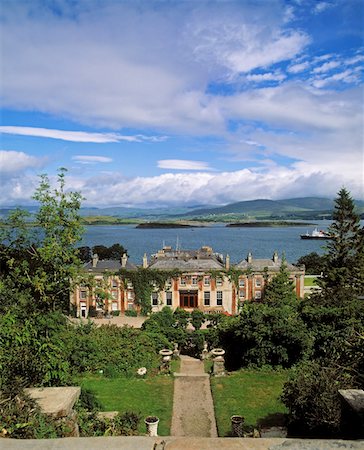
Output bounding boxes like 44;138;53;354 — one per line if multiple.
68;322;163;377
321;187;364;295
125;309;137;317
76;408;141;437
0;169;84;313
119;268;180;315
296;252;326;275
264;262;298;303
0;390;61;439
282;361;355;436
92;243;127;260
0;310;72;389
190;309;206;330
214;302;312;370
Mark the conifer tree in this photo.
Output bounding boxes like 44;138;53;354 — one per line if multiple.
321;187;364;295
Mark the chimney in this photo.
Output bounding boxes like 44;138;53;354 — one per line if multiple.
143;253;148;268
247;252;252;264
121;253;128;268
225;254;230;270
273;251;279;263
92;253;99;268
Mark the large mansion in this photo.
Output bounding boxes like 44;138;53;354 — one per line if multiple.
70;246;305;318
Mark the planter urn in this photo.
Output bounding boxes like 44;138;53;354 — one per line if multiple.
145;416;159;437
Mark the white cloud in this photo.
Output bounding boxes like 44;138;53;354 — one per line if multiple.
0;150;45;173
157;160;213;171
0;126;162;143
287;61;310;73
314;2;333;14
312;60;341;74
72;155;113;164
246;71;286;82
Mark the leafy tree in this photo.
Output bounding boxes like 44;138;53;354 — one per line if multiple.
77;246;92;262
321;187;364;295
264;261;298;303
296;252;326;275
282;361;355;437
92;243;127;260
0;168;84;312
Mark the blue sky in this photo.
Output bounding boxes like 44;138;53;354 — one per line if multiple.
1;0;363;207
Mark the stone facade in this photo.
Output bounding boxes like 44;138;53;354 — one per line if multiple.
70;246;305;318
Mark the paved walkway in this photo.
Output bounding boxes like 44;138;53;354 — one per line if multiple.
171;355;218;437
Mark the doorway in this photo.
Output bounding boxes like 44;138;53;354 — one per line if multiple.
179;290;198;308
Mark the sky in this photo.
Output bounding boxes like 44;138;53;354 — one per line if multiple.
0;0;363;208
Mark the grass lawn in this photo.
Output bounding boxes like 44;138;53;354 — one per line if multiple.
78;374;174;436
210;369;289;437
304;276;319;287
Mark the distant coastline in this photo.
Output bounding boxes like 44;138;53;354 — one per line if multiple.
226;221;315;228
136;222;205;229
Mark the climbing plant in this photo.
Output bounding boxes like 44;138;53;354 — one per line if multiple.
119;268;181;315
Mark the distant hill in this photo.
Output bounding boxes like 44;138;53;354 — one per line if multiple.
180;197;364;220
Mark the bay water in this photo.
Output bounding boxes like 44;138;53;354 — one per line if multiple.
80;221;334;265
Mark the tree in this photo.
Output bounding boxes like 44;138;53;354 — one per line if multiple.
321;187;364;295
91;243;127;260
264;261;298;303
296;252;326;275
0;168;84;313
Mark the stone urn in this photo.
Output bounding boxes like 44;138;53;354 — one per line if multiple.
211;348;225;357
231;415;244;437
159;349;173;357
145;416;159;436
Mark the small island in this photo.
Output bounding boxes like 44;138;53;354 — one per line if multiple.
226;221;315;228
136;222;204;229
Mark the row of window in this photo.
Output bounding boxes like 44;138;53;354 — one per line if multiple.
151;291;224;306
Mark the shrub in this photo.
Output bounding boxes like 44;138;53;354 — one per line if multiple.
77;408;141;437
112;310;120;317
125;309;137;317
0;390;60;439
281;361;355;437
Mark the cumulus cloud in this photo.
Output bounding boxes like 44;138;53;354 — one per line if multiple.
287;61;310;73
0;150;45;173
0;126;163;143
157;160;213;171
246;71;286;82
72;155;113;164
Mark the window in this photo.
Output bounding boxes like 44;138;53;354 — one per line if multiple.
166;292;172;306
180;277;186;286
255;291;262;300
204;276;210;286
111;290;118;299
191;277;198;286
216;277;223;286
165;278;172;288
239;290;245;299
111;279;118;288
127;303;134;310
112;302;118;311
127;282;133;289
80;290;87;299
239;278;245;287
255;279;262;287
216;291;223;306
204;291;210;306
127;291;134;300
151;292;158;306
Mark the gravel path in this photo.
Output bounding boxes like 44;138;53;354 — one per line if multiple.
171;356;218;437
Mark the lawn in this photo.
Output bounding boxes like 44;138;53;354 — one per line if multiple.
304;276;319;287
78;374;174;436
210;369;289;437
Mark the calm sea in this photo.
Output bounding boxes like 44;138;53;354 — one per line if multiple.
80;221;336;265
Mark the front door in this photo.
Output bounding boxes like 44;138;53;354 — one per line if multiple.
179;290;198;308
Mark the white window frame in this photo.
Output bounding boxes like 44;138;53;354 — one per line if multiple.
216;277;223;286
216;291;223;306
239;278;245;288
204;291;210;306
203;276;210;286
166;291;172;306
151;292;158;306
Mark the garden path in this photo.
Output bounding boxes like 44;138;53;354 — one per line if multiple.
171;355;218;437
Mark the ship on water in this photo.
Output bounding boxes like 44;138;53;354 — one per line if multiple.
300;228;333;240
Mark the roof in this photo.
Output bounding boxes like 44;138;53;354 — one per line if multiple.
235;257;302;272
83;259;137;273
148;246;225;271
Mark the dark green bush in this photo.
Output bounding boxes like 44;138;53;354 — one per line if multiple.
125;309;137;317
282;361;356;437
